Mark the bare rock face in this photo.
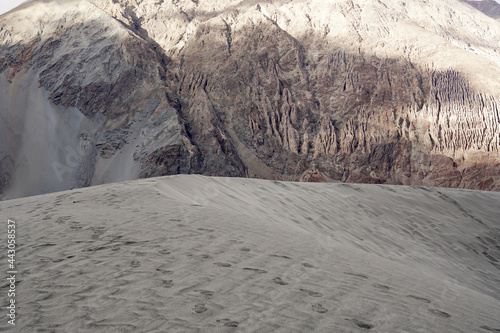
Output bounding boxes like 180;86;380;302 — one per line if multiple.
1;0;500;198
462;0;500;19
299;167;335;183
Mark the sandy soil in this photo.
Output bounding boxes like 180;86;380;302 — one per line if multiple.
0;175;499;332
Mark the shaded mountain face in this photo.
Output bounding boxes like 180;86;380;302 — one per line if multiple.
1;0;500;198
463;0;500;19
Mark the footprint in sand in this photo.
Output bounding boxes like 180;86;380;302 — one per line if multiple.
344;272;369;279
156;268;174;275
428;309;451;318
243;268;267;273
192;304;207;313
161;280;174;288
345;318;373;329
373;284;390;291
214;262;232;267
311;304;328;313
196;290;214;297
37;243;57;248
405;295;431;303
270;254;292;259
70;224;83;231
272;277;289;285
56;216;72;224
300;289;323;297
217;319;239;327
83;246;107;252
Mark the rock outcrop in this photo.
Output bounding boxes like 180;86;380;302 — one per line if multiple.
1;0;500;199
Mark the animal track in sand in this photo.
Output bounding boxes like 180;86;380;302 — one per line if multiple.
311;304;328;313
272;277;289;285
405;295;431;303
345;318;373;329
243;268;267;273
428;309;451;318
300;289;323;297
217;318;239;327
192;304;207;313
214;262;232;267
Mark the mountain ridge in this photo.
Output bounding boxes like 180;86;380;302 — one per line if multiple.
1;0;500;199
462;0;500;19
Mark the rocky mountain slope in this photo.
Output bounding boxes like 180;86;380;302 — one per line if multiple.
1;0;500;199
463;0;500;19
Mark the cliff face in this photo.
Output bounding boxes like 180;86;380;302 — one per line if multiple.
1;0;500;198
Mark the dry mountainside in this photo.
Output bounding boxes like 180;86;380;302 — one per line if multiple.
463;0;500;19
0;175;499;331
1;0;500;198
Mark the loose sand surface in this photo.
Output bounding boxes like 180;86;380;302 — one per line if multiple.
1;175;499;332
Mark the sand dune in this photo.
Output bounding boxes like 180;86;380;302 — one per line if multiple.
1;175;499;332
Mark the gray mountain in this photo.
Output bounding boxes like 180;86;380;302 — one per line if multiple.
463;0;500;19
1;0;500;199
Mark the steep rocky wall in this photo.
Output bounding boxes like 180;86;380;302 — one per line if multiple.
1;0;500;199
165;8;500;189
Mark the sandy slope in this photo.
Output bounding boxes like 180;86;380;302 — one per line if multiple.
1;175;499;332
